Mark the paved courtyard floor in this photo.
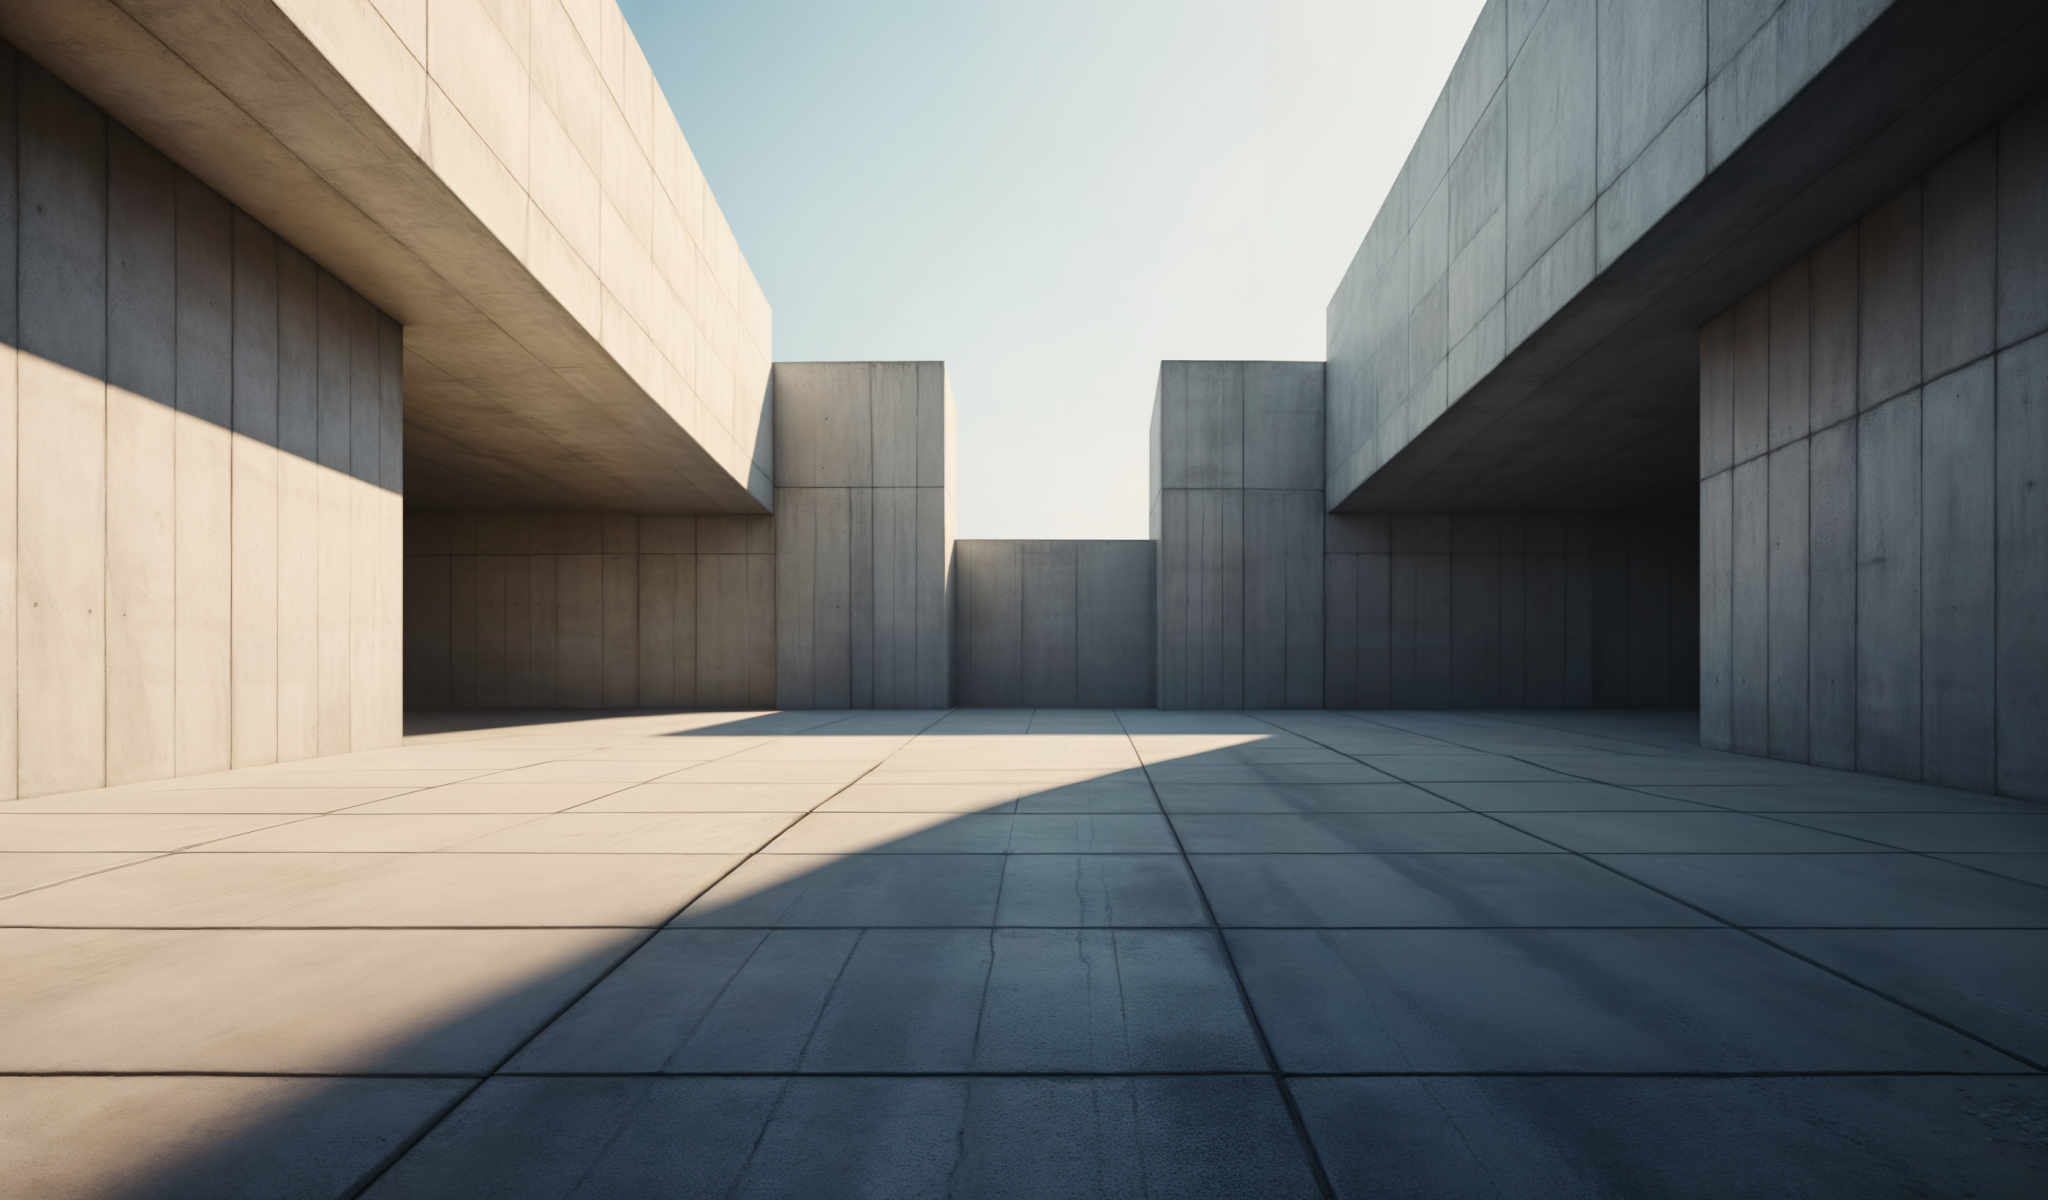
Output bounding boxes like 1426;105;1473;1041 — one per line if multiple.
1;707;2044;1197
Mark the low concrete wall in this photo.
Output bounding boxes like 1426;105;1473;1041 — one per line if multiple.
403;513;775;710
953;541;1156;708
1;54;402;798
1699;97;2048;798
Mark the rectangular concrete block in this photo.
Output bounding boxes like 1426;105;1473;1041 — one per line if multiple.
1451;553;1503;706
1730;289;1770;465
870;363;918;487
1922;133;1996;378
812;488;853;709
1021;542;1079;707
1595;90;1706;272
1505;0;1596;284
958;541;1021;707
774;489;816;708
869;489;914;707
555;555;603;707
1768;260;1810;448
1859;186;1922;410
1699;311;1735;476
1699;473;1733;748
915;486;951;707
1161;363;1245;489
105;127;177;786
277;247;320;461
848;488;874;709
601;553;638;707
1767;442;1810;761
773;364;871;487
176;177;234;774
316;469;353;753
1596;0;1707;191
1856;390;1922;779
1807;418;1858;769
1243;364;1323;490
277;455;321;757
1730;458;1769;754
1996;332;2048;798
1809;227;1859;429
403;555;451;710
1920;361;1995;791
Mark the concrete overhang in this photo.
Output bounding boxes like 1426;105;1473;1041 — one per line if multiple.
1;0;773;513
1333;0;2048;512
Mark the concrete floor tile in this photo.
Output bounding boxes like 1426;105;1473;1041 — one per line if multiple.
971;929;1264;1071
1354;754;1571;781
0;852;151;898
818;781;1021;812
1191;853;1714;927
198;814;543;852
6;786;423;812
1229;928;2020;1072
579;780;844;811
1294;1076;2048;1199
1145;762;1396;784
1170;812;1552;853
1761;929;2048;1063
1594;853;2048;926
1768;813;2048;852
1493;810;1882;852
672;853;1004;926
0;852;737;927
1933;853;2048;885
1153;782;1459;813
2;1075;468;1200
0;812;300;850
348;782;634;813
997;854;1210;926
1641;781;2038;812
663;761;874;785
1007;813;1179;852
449;812;795;854
1010;782;1162;813
0;927;639;1072
479;760;682;783
1427;780;1707;810
762;811;1013;853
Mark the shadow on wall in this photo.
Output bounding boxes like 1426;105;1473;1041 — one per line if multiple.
76;705;1729;1196
1;53;404;800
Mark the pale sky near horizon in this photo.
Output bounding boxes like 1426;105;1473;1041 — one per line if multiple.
622;0;1486;537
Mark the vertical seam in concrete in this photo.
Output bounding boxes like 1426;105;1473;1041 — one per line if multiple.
9;57;17;797
1988;130;2000;790
100;102;110;784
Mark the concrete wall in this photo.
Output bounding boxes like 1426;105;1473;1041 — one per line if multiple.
953;541;1156;708
404;513;774;710
1152;362;1326;709
1;53;402;798
1324;512;1697;708
772;363;954;709
1325;0;1900;505
1699;97;2048;798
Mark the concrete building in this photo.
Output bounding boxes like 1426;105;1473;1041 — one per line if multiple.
0;0;2039;800
3;2;2048;1194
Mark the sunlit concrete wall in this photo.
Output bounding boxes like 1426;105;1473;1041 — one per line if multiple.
772;363;955;709
403;513;775;710
1699;94;2048;798
1;53;402;798
953;541;1156;708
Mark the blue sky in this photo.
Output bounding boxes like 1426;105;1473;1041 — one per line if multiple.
622;0;1485;537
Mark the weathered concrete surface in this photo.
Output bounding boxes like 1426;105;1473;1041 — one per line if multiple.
1700;108;2048;801
2;54;401;800
4;708;2044;1197
954;540;1157;707
1328;0;2048;513
0;4;772;512
773;363;954;709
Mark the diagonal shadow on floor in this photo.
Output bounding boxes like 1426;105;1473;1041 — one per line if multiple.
2;707;2046;1198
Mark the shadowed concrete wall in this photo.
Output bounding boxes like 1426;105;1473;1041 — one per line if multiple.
1324;512;1698;708
0;52;403;798
953;541;1156;708
773;363;954;709
403;513;774;710
1151;362;1326;709
1700;96;2048;798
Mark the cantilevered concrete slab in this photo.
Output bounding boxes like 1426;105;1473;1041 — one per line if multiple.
0;0;772;512
1326;0;2048;511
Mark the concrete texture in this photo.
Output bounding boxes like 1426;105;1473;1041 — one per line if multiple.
1153;362;1325;709
404;512;776;710
1699;110;2048;799
4;706;2044;1197
2;55;401;800
772;363;954;709
1324;511;1697;709
0;6;772;512
954;540;1156;707
1326;0;2048;513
